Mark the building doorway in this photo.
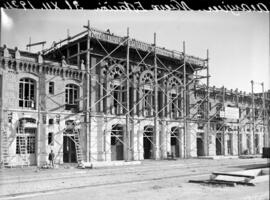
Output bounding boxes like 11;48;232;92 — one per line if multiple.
143;126;154;159
171;127;181;158
255;134;259;154
63;135;77;163
111;124;124;161
246;134;251;154
216;133;223;155
239;134;243;155
197;133;204;156
227;133;233;155
16;118;37;165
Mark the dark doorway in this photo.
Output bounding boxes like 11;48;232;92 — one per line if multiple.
216;133;222;155
63;136;77;163
143;126;153;159
197;133;204;156
239;134;243;154
227;134;233;155
111;125;124;161
171;127;180;158
247;134;251;154
255;134;259;154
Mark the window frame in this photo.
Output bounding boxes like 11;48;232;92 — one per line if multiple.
49;82;55;95
19;78;36;109
65;84;79;110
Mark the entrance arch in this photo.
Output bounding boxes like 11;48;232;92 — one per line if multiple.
170;127;181;158
16;118;37;165
143;126;154;159
111;124;124;161
63;120;78;163
216;133;223;155
197;132;204;156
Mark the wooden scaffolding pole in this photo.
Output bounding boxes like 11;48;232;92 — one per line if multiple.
222;86;225;155
206;49;210;156
183;41;187;158
251;80;255;155
126;28;131;161
86;20;91;162
154;33;159;160
0;73;3;163
261;82;268;147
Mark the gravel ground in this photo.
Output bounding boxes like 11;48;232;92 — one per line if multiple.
0;158;269;200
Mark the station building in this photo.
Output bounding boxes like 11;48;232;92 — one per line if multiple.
0;26;269;167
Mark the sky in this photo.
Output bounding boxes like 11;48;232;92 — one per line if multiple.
1;10;269;93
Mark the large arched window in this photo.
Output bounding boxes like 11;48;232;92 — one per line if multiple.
19;78;36;109
141;71;154;117
65;84;79;111
167;77;182;119
109;64;126;115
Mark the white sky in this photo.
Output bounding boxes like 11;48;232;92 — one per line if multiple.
1;10;269;93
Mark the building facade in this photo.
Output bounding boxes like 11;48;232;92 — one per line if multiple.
0;27;269;167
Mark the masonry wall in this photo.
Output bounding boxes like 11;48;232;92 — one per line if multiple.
1;46;269;167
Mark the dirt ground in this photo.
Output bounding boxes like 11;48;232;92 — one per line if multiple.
0;158;269;200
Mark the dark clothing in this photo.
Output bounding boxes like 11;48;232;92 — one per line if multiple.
49;152;55;161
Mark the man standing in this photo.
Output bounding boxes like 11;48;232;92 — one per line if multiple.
48;150;55;168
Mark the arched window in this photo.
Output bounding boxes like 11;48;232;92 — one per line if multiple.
109;64;126;115
112;85;126;115
167;77;182;118
16;118;36;154
19;78;36;109
141;71;154;117
65;84;79;111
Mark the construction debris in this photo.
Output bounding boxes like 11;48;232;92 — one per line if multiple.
189;168;269;187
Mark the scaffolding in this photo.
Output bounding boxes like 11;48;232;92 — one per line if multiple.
1;20;269;167
42;20;210;162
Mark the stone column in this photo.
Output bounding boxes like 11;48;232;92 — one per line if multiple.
105;76;111;115
138;84;143;117
189;123;197;157
99;77;104;113
160;120;167;159
232;131;238;155
104;119;111;161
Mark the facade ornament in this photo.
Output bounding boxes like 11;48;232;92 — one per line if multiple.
61;56;67;67
37;52;43;64
3;45;9;58
80;60;85;71
14;47;21;59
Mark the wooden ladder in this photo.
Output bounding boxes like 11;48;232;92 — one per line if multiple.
73;130;84;164
1;130;10;167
